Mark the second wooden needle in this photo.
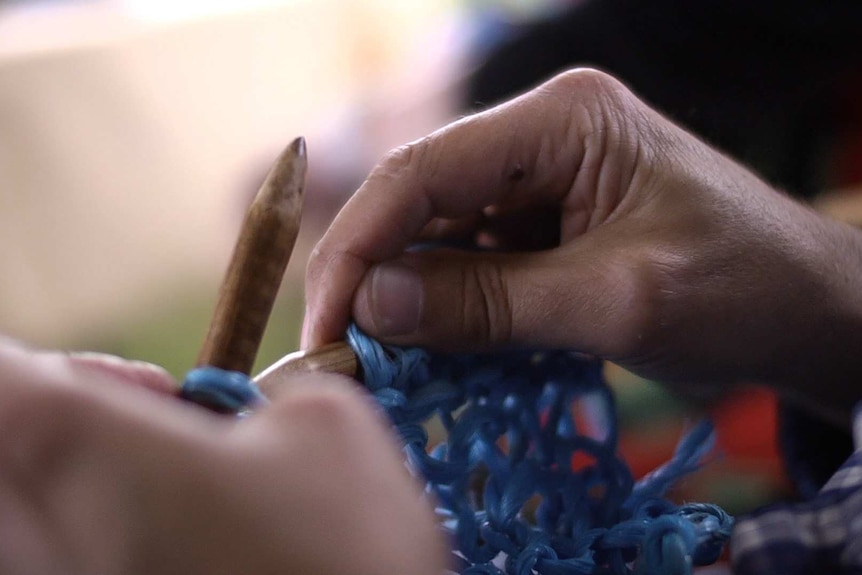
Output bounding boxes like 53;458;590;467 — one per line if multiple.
254;341;358;397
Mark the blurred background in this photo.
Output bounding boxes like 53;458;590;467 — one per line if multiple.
2;0;862;527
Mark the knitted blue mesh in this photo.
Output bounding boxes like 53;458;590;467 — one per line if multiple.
182;325;732;574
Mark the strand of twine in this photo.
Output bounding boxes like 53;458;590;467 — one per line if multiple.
182;325;732;574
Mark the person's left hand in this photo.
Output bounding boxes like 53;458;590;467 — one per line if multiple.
0;338;445;575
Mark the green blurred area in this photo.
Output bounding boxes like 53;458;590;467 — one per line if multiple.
75;285;305;381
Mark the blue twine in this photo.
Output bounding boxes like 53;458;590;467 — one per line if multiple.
181;366;269;413
182;325;732;574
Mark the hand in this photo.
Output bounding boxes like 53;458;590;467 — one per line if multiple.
0;339;445;575
305;68;862;422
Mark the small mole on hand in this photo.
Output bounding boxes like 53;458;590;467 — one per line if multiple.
508;164;525;182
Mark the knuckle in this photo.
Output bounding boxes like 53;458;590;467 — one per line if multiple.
306;244;325;277
295;383;362;422
380;145;414;175
546;68;625;101
377;137;431;178
599;255;668;361
267;373;376;434
545;67;642;133
461;261;513;346
371;136;441;203
305;243;336;291
543;68;658;197
256;374;395;468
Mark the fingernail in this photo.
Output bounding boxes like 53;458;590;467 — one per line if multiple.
371;263;423;336
67;352;178;395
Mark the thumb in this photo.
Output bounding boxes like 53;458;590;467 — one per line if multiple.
351;247;641;354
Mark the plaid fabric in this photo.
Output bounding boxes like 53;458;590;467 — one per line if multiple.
731;405;862;574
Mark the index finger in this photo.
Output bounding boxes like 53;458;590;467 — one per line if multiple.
304;69;619;346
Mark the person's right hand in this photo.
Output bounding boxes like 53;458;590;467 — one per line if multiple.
306;69;862;421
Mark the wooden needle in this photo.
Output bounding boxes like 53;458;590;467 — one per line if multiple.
254;341;358;398
197;137;306;374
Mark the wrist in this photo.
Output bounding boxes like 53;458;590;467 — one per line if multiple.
767;211;862;426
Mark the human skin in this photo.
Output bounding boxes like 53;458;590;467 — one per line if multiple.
0;340;446;575
5;66;862;575
305;68;862;425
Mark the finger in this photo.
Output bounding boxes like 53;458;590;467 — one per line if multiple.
0;341;222;447
254;372;385;436
306;69;630;346
0;339;178;397
0;341;229;573
237;372;449;575
350;240;645;356
66;352;178;395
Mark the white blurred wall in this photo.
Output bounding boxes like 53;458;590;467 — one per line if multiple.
0;0;462;345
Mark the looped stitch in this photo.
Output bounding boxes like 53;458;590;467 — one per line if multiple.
344;325;732;574
181;325;733;574
181;366;268;413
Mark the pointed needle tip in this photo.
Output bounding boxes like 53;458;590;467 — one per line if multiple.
263;137;308;196
290;136;306;158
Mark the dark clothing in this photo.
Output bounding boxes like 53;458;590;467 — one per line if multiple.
465;0;862;197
